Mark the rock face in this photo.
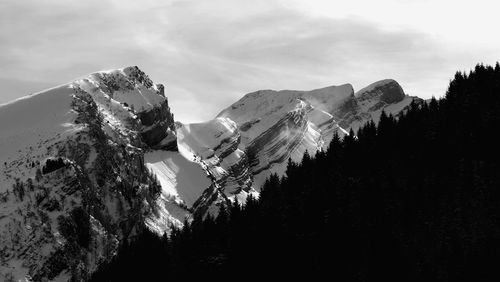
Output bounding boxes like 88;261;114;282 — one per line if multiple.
357;79;406;104
137;101;177;150
336;79;414;132
91;66;177;150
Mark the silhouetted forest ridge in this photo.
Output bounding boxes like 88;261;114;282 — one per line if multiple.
91;63;500;281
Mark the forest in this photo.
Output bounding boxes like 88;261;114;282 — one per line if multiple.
91;63;500;281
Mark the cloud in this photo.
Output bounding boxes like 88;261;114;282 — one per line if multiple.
150;2;456;118
0;0;492;122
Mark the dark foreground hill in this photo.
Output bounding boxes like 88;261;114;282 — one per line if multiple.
91;63;500;281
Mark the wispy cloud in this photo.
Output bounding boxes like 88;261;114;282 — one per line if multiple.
0;0;497;122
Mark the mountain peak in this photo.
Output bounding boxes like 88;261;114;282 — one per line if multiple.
355;79;405;104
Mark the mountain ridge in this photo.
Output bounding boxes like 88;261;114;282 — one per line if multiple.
0;66;421;281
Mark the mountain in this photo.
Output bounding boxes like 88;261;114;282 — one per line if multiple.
185;80;420;216
0;67;420;281
89;63;500;282
219;80;416;178
0;67;208;281
91;63;500;282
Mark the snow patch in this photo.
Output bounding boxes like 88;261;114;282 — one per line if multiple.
144;150;211;208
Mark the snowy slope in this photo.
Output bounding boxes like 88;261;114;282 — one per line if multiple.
176;118;256;215
0;85;80;191
145;150;210;208
218;84;352;143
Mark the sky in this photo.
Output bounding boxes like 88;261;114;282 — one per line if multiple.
0;0;499;123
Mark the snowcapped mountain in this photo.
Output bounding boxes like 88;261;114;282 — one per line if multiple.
185;80;420;214
0;67;208;281
0;67;420;281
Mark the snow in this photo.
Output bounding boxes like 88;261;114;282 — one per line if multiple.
0;66;168;193
144;150;211;207
304;84;354;113
176;117;239;159
217;84;353;147
214;86;351;190
82;68;165;113
145;198;190;234
0;85;80;191
144;150;212;235
77;78;138;143
218;84;353;124
173;82;376;200
212;80;417;192
229;189;260;205
112;86;163;112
